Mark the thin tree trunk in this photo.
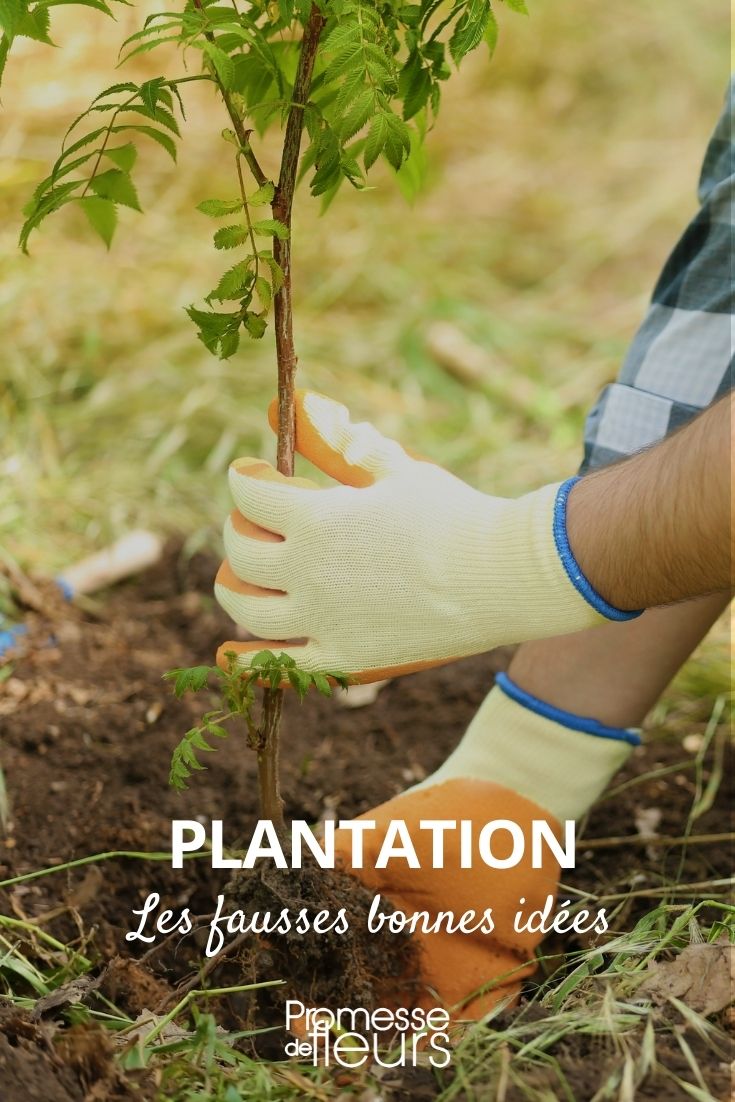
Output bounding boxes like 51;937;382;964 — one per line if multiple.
271;3;325;477
257;4;325;827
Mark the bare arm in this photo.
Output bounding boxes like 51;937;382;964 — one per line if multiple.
567;392;733;610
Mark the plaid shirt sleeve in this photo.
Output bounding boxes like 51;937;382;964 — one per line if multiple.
581;77;734;473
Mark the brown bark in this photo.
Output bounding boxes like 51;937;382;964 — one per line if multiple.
271;3;326;476
257;4;325;825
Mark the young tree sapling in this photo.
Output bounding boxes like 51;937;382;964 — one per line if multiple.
7;0;526;826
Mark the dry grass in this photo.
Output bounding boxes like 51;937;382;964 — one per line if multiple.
0;0;729;572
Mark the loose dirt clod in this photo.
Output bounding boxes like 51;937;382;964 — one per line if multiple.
222;857;420;1032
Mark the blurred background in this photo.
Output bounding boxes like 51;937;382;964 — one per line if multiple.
0;0;730;573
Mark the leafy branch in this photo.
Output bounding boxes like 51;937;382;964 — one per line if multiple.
165;651;350;829
13;0;522;356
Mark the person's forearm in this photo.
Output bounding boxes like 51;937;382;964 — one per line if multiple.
567;393;733;610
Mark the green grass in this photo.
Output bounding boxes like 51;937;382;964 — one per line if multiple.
1;884;732;1099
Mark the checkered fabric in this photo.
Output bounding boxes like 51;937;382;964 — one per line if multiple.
581;78;734;473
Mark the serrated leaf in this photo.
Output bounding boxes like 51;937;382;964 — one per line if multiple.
44;0;113;12
119;124;177;161
251;218;289;240
185;305;234;336
218;327;240;359
484;9;498;56
503;0;527;11
312;672;332;697
244;311;266;339
383;113;411;170
0;0;26;41
254;275;271;311
163;664;212;696
402;65;431;121
19;180;80;252
213;223;249;249
17;4;51;43
197;197;243;217
449;0;491;65
364;112;387;171
322;17;359;56
89;168;141;211
120;101;180;136
188;729;215;752
104;142;137;172
338;87;374;141
210;260;253;300
287;668;311;702
258;252;284;293
248;181;275;205
140;76;166;113
0;36;8;87
204;41;235;89
78;196;117;247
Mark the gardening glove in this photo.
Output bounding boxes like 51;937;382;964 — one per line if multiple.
332;778;560;1020
329;673;639;1020
215;391;639;683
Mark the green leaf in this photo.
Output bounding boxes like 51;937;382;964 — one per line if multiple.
204;41;235;89
43;0;114;12
19;180;80;252
78;195;117;247
484;8;498;55
396;124;428;202
364;112;388;171
17;4;51;43
104;142;137;172
251;218;289;240
244;311;266;339
89;168;141;211
139;76;166;113
217;327;240;359
287;668;311;702
248;180;275;205
258;252;284;293
122;124;177;161
209;260;253;300
0;35;8;87
185;306;231;334
338;87;374;141
120;101;180;136
254;274;271;311
0;0;27;41
197;198;243;217
248;650;274;667
186;306;242;359
312;672;332;697
205;723;229;739
213;223;249;249
163;665;212;697
503;0;528;11
383;113;411;171
401;60;431;121
449;0;491;65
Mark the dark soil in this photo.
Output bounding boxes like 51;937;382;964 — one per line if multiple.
0;544;732;1101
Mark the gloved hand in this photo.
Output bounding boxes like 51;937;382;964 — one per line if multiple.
215;391;638;682
330;777;561;1019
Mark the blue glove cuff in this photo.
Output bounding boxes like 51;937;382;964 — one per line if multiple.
553;476;643;622
495;671;642;746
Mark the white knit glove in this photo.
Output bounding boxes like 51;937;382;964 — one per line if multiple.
215;391;638;682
